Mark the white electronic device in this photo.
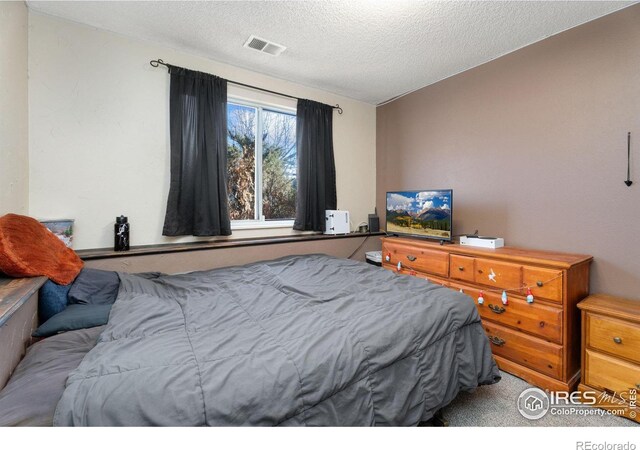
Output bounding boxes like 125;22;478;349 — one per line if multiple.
365;250;382;263
324;210;350;235
459;235;504;249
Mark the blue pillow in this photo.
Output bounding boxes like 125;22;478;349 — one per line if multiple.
38;280;71;324
33;304;112;338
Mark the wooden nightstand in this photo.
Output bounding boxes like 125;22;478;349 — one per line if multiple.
578;294;640;423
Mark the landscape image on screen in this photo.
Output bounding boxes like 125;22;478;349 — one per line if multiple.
386;190;452;239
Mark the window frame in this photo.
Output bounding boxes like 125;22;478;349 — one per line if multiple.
227;96;297;230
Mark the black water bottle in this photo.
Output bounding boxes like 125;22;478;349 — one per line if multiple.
114;215;130;251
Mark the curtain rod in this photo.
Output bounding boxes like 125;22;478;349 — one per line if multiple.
150;59;343;115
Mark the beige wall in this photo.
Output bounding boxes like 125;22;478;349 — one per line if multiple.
377;5;640;299
28;13;376;250
0;1;29;216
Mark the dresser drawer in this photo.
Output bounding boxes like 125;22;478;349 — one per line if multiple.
474;258;522;290
382;241;449;277
449;282;562;343
585;350;640;394
522;266;563;304
450;254;475;283
587;314;640;364
393;267;449;286
483;321;563;379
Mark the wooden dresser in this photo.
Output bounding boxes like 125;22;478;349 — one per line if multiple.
578;295;640;423
381;237;592;392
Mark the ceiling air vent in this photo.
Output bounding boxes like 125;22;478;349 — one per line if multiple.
243;35;286;56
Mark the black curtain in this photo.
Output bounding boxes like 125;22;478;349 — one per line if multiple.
162;66;231;236
293;100;337;232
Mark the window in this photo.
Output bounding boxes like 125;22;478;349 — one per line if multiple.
226;99;297;228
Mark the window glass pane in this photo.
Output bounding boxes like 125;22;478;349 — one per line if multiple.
227;103;256;220
261;109;297;220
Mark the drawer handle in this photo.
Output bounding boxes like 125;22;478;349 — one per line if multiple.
478;269;483;274
458;266;465;271
613;337;622;344
406;255;416;262
488;304;506;314
488;335;505;346
536;281;543;287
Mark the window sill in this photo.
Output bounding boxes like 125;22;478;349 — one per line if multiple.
75;232;385;261
231;220;294;230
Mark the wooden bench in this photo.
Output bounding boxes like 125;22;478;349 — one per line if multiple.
0;276;46;389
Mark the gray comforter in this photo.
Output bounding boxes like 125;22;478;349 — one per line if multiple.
54;254;500;426
0;326;104;426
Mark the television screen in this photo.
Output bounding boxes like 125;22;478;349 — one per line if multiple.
386;190;453;241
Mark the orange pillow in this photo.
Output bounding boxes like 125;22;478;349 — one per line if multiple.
0;214;83;285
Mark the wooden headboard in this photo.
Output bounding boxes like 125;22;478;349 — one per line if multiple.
0;276;45;389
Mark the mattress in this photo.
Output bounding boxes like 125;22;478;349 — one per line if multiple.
53;254;500;426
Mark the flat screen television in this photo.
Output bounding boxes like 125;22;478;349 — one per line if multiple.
386;189;453;241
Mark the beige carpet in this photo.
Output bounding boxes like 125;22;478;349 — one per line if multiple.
442;371;638;427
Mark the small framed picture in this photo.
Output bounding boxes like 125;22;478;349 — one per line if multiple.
40;219;74;248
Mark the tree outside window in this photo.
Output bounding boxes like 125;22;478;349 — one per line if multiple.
226;101;296;224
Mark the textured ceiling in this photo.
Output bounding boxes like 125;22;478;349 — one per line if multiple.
27;1;634;104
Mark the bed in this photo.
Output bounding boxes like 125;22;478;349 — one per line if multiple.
0;254;500;426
